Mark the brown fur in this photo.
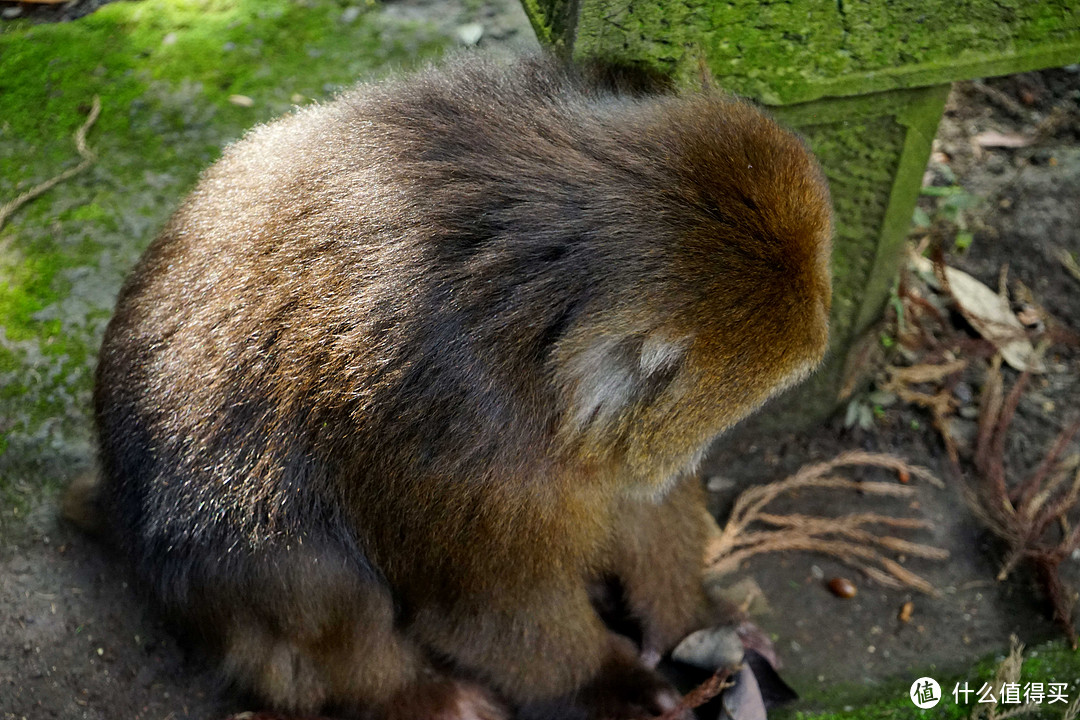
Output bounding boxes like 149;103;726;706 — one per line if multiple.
93;54;832;718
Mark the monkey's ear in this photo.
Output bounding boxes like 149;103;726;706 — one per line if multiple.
564;333;689;432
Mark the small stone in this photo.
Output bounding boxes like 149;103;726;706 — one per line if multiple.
340;6;362;24
456;22;484;46
161;32;178;46
953;381;973;404
986;154;1007;175
706;475;735;492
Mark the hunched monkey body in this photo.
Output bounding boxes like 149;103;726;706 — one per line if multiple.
94;55;832;718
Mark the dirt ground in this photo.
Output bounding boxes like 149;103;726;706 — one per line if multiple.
2;2;1080;719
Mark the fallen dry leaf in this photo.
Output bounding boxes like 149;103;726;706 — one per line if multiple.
911;255;1044;373
1054;247;1080;284
672;626;743;671
718;666;767;720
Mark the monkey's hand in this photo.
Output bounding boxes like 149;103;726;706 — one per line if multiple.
518;636;690;720
382;676;508;720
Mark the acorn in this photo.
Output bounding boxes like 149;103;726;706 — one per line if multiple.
827;577;857;598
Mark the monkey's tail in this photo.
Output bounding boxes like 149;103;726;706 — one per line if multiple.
61;470;106;536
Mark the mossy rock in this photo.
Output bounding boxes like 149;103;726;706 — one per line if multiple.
523;0;1080;105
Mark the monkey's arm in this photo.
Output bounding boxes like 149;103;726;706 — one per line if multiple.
406;573;681;718
606;476;721;666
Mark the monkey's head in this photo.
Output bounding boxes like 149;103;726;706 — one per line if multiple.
553;94;832;494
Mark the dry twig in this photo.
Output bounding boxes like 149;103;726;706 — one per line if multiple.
882;360;969;464
967;635;1064;720
656;667;733;720
0;96;101;231
705;452;948;595
963;356;1080;647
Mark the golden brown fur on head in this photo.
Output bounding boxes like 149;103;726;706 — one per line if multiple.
93;53;831;719
552;94;832;494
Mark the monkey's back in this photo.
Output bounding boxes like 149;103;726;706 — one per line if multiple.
98;57;657;602
94;54;832;613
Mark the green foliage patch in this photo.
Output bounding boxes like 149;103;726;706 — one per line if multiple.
0;0;449;502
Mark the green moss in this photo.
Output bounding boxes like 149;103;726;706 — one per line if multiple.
778;640;1080;719
552;0;1080;105
740;86;947;428
0;0;450;504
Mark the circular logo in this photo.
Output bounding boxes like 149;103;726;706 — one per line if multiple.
910;677;942;709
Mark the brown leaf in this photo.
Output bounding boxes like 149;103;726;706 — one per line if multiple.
1054;247;1080;284
911;256;1044;372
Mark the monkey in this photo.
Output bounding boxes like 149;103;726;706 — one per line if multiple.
91;53;832;720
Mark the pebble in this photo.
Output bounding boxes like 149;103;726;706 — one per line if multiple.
456;22;484;46
953;381;973;404
707;475;735;492
986;154;1008;175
